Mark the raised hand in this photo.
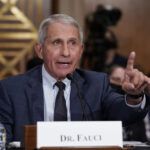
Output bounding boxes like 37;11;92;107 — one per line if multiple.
122;51;147;96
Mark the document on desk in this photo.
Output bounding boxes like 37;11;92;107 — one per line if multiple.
37;121;123;149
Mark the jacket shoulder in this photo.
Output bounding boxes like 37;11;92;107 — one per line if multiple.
76;69;108;81
0;65;42;87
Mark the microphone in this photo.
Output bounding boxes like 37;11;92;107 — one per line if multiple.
66;73;94;120
66;74;73;81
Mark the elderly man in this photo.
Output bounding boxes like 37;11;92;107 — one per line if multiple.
0;14;150;144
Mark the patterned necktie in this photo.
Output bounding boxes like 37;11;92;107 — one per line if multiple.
54;81;67;121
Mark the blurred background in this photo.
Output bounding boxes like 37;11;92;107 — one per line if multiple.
0;0;150;142
0;0;150;78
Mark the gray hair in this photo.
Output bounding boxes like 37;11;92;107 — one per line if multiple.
38;14;83;44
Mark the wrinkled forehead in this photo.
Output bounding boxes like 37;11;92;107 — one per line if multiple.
46;22;81;40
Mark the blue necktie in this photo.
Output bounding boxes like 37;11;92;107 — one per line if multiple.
54;81;67;121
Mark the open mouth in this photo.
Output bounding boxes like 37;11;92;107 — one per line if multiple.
56;61;71;68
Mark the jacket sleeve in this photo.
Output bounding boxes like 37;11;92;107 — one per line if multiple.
101;74;148;126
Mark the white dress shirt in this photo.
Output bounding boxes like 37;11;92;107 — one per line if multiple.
42;65;71;121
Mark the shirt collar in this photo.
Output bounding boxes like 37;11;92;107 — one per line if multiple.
42;65;71;89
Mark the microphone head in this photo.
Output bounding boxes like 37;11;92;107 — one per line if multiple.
66;73;73;80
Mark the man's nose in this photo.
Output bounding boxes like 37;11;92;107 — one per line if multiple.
62;43;70;56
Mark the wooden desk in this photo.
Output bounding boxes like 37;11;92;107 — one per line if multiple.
40;147;128;150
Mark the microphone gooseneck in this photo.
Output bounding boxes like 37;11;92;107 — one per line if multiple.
66;73;94;120
66;74;73;81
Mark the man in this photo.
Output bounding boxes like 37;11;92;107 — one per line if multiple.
0;14;150;144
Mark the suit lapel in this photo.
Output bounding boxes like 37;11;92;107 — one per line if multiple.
24;67;86;122
25;66;44;124
70;70;85;121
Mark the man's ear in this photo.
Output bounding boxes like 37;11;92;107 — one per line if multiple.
34;43;43;59
80;44;84;57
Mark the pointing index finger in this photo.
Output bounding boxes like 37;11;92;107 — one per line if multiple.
126;51;136;70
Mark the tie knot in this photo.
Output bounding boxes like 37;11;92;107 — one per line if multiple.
55;81;65;90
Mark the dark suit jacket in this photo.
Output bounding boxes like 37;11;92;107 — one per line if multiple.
0;65;148;143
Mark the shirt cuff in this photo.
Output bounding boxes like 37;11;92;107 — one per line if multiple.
125;94;146;109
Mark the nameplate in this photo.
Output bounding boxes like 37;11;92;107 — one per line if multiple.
37;121;122;149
